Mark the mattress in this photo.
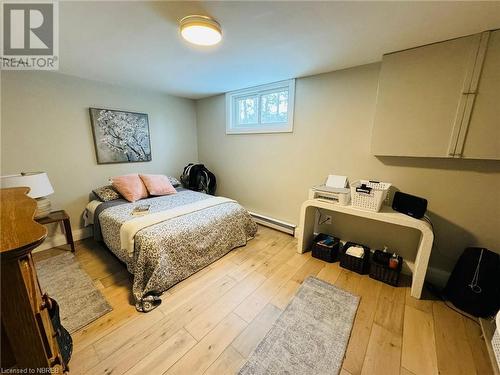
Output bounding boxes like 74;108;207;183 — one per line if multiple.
91;189;257;312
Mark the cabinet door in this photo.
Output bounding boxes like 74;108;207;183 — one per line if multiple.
461;30;500;160
371;34;481;157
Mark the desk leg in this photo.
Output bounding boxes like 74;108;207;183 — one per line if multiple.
63;218;75;252
410;230;434;299
297;204;316;254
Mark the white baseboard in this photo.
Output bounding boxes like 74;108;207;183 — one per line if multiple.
250;212;296;236
34;227;93;253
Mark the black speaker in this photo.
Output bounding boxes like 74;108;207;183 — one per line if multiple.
392;191;427;219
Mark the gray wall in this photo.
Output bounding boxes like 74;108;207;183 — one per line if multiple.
196;63;500;274
1;71;198;234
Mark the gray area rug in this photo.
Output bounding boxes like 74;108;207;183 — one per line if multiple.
35;252;112;333
239;276;360;375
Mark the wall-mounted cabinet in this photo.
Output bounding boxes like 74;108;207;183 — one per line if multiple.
371;30;499;160
462;30;500;159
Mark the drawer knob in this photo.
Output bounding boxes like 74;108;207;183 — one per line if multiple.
40;293;53;311
52;328;61;338
49;353;62;367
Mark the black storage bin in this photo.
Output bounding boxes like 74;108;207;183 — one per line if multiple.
369;250;403;286
340;242;370;274
312;233;340;263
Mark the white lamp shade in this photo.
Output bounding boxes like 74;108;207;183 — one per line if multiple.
1;172;54;198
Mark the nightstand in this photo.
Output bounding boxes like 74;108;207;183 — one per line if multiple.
36;210;75;252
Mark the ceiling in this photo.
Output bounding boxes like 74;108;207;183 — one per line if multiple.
59;1;500;99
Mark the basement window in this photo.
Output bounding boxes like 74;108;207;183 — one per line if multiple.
226;79;295;134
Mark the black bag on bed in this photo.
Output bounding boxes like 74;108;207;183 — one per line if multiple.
181;163;217;195
444;247;500;318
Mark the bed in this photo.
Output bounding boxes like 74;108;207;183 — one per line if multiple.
84;188;257;312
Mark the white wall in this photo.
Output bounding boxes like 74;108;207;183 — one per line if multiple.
1;71;198;241
196;63;500;274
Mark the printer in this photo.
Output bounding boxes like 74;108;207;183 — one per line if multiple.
310;175;351;205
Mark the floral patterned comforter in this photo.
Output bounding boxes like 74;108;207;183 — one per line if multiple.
97;190;257;312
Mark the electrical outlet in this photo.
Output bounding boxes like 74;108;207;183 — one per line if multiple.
323;215;332;225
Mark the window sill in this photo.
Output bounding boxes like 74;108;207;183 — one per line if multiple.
226;126;293;135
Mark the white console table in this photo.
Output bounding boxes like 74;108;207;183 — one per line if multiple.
297;197;434;299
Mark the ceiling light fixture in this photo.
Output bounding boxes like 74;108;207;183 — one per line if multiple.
179;15;222;46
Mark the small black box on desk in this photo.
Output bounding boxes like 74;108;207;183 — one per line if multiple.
312;234;340;263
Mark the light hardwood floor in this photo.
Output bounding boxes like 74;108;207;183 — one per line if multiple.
34;225;494;375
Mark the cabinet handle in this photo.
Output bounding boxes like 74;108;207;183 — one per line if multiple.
40;293;53;311
49;353;63;367
52;328;61;338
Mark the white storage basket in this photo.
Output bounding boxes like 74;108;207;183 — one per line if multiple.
350;180;391;212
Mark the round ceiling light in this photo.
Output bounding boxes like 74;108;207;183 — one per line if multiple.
179;15;222;46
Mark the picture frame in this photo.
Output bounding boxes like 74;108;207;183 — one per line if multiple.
89;107;152;164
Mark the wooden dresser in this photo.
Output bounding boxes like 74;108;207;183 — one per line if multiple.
1;187;64;372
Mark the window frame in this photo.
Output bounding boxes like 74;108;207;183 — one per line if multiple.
225;79;295;134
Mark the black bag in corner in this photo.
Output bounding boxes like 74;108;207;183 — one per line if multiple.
48;298;73;369
181;163;217;195
444;247;500;318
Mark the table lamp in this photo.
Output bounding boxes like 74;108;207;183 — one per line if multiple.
1;172;54;219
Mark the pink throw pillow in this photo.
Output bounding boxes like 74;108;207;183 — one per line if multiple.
111;174;148;202
139;174;176;196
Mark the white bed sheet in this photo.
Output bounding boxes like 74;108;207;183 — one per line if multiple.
83;200;102;226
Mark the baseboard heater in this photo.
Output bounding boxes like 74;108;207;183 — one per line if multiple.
249;212;296;236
